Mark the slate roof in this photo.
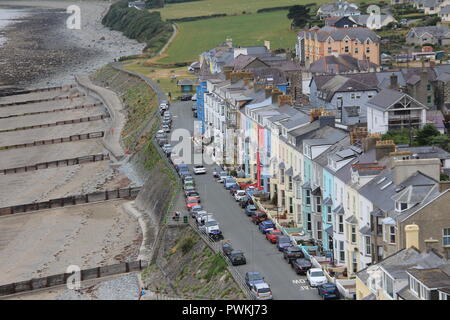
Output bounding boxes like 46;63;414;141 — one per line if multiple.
358;169;439;222
365;88;414;111
356;247;446;285
299;26;380;43
309;55;378;74
177;79;195;86
397;145;450;160
440;5;450;15
409;26;450;39
407;264;450;289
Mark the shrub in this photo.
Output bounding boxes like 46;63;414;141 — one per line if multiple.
180;236;196;255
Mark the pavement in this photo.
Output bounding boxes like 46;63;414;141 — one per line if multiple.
167;101;321;300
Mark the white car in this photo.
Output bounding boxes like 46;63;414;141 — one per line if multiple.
199;219;219;233
218;171;228;183
196;213;214;225
193;165;206;174
251;282;273;300
234;190;247;201
306;268;328;287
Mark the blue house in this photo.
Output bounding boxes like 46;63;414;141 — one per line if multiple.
177;78;195;93
196;80;207;134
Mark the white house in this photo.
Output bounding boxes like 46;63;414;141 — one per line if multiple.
366;88;428;134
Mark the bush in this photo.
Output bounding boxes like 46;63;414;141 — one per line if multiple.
204;254;227;281
180;236;196;255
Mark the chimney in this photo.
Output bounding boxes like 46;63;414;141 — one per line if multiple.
278;94;294;105
319;115;336;128
375;140;396;161
405;224;419;249
264;40;271;51
225;37;233;48
392;158;441;185
271;88;284;105
362;134;381;152
389;73;398;90
443;245;450;260
424;237;439;252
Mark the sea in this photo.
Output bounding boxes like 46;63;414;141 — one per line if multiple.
0;7;29;47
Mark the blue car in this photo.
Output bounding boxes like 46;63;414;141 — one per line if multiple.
179;169;190;178
224;177;237;189
176;163;188;172
276;235;292;252
245;204;257;216
317;283;340;300
259;220;275;234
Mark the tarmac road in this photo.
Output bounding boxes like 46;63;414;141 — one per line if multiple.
167;101;321;300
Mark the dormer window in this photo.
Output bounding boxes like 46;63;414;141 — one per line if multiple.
395;202;408;212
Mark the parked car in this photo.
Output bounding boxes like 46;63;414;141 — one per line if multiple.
191;208;206;219
199;219;220;234
162;143;171;152
176;163;188;172
222;240;234;256
239;196;252;208
291;258;312;275
234;190;247;202
185;197;200;210
183;181;195;190
265;229;283;243
191;104;196;111
193;165;206;174
162;125;171;133
224;177;237;190
258;220;275;234
185;190;200;201
283;246;304;262
317;283;340;300
245;204;257;216
193;110;198;118
182;175;194;184
164;147;172;156
179;170;191;179
180;94;192;101
228;250;246;266
250;282;273;300
229;184;240;196
217;171;228;183
251;211;268;225
196;213;214;226
162;120;172;127
212;168;220;178
306;268;328;287
276;236;292;251
158;138;169;146
183;185;196;196
245;272;265;288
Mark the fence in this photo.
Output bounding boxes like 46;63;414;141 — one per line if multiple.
0;114;110;133
188;218;255;300
0;84;76;98
0;93;85;107
0;102;103;120
0;260;148;297
0;186;142;216
1;153;109;175
0;131;104;151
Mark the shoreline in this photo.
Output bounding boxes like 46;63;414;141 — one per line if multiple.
0;1;146;89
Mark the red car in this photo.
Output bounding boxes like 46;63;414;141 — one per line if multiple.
266;229;284;243
186;197;200;209
250;211;268;224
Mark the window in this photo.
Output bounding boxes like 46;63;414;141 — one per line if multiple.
339;241;345;262
288;176;293;191
327;206;332;223
307;213;312;231
427;95;432;104
289;197;293;214
366;47;370;53
317;221;322;241
440;292;449;300
328;47;332;54
345;46;349;53
305;190;311;205
443;228;450;245
351;225;357;243
365;236;371;256
351;93;355;99
396;202;408;212
427;84;432;91
410;276;419;296
316;197;321;213
280;169;285;184
338;215;344;233
389;226;396;244
355;47;359;54
383;272;394;298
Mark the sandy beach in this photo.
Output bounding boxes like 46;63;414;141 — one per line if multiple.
0;1;146;89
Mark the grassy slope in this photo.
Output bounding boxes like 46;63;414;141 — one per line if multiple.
153;0;327;19
158;10;297;64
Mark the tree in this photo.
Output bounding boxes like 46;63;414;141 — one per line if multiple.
287;5;311;29
415;124;441;145
145;0;164;9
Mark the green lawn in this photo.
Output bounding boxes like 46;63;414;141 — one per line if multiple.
152;0;377;20
157;10;298;64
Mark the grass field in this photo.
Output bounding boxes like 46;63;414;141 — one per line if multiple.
153;0;324;19
157;10;297;64
152;0;376;20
